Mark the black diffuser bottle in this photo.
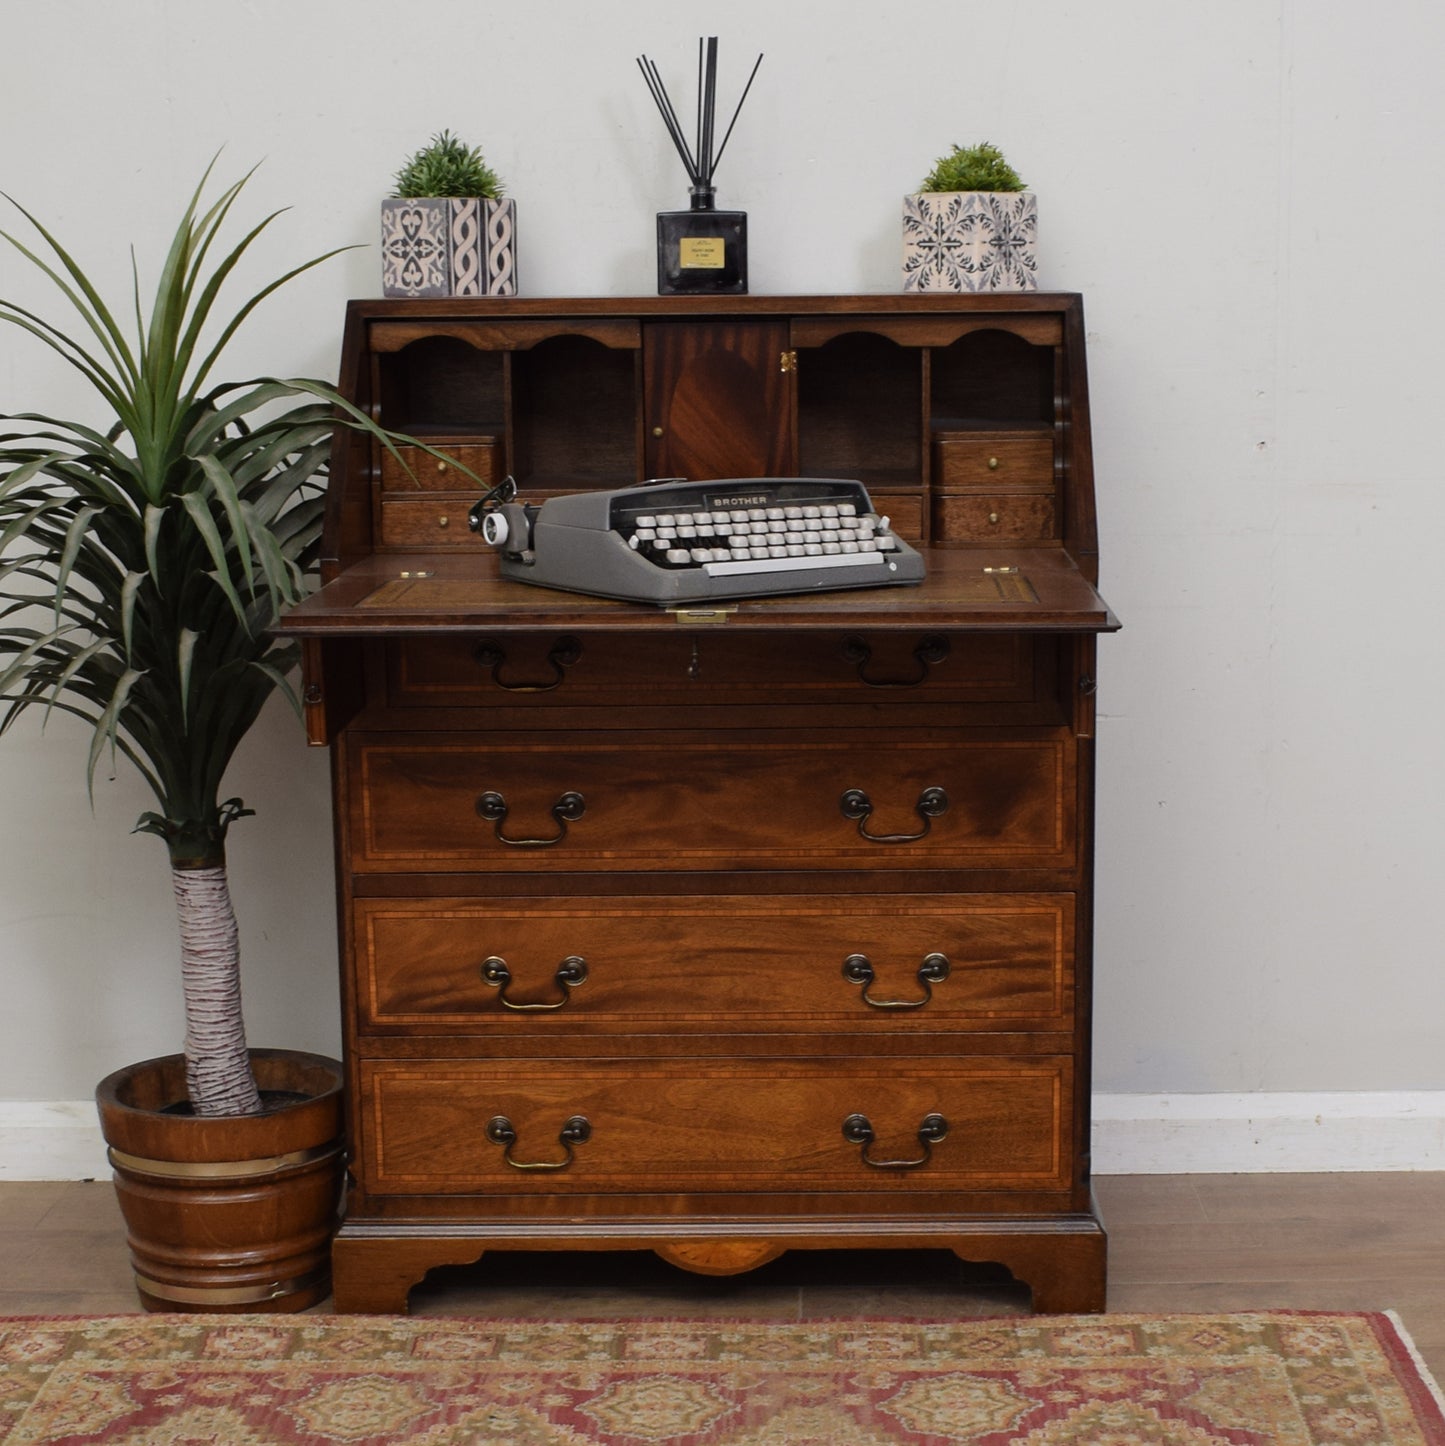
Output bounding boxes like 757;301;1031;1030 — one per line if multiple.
657;185;747;295
639;39;761;296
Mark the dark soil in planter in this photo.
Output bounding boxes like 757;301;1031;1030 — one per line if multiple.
159;1090;311;1116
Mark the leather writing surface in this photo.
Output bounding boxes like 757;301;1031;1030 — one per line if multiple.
358;568;1039;613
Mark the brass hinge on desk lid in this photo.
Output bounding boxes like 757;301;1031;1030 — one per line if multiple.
670;606;736;623
779;350;797;373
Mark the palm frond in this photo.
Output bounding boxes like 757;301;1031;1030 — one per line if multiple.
0;166;448;854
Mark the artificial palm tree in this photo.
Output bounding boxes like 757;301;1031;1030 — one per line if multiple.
0;164;400;1116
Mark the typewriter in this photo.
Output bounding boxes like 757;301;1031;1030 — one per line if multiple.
469;477;926;606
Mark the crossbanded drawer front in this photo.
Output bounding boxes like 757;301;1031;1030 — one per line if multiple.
348;733;1075;872
385;631;1047;710
355;893;1074;1033
359;1058;1072;1194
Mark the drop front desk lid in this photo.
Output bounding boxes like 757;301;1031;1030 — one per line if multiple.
276;546;1119;637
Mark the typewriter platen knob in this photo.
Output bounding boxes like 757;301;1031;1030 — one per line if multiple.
475;502;534;557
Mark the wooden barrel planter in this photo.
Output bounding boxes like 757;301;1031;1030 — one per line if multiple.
95;1049;345;1313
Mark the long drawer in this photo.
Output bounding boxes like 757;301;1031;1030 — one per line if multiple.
346;731;1076;873
384;630;1057;713
358;1057;1073;1195
353;893;1074;1034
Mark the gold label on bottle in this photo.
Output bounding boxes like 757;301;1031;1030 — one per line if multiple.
679;237;726;268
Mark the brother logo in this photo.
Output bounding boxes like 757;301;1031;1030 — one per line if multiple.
707;492;770;509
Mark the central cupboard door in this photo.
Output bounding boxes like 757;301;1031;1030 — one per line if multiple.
643;321;792;480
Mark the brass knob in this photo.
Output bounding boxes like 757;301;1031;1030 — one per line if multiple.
652;426;664;438
987;456;1000;470
438;515;450;528
988;512;1000;524
436;460;449;473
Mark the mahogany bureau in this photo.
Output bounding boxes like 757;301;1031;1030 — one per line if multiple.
278;293;1118;1313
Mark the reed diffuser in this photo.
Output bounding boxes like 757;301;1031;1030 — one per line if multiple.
637;38;762;295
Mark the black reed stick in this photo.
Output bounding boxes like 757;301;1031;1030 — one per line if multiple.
695;39;705;181
636;56;698;184
699;37;718;184
709;51;765;178
637;38;763;190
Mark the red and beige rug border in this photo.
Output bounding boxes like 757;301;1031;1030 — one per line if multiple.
3;1308;1442;1444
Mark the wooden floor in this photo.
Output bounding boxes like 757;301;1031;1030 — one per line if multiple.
2;1173;1442;1384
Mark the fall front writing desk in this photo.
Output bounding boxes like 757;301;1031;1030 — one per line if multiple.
277;292;1117;1314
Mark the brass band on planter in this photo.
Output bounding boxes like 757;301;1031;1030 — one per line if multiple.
134;1266;329;1306
107;1141;343;1181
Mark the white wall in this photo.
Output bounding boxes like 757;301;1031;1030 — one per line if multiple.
2;2;1442;1121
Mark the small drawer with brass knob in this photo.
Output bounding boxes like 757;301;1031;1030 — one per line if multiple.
379;439;502;494
932;431;1053;491
931;492;1058;543
379;497;480;548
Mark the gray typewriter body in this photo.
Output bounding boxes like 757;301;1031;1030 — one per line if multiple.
475;477;926;606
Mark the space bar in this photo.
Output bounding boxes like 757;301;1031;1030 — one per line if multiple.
702;552;886;578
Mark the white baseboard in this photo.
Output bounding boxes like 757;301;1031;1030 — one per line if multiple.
1091;1092;1445;1173
0;1102;111;1181
2;1092;1444;1181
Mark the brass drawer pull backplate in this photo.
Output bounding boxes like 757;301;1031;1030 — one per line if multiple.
482;954;588;1011
842;952;950;1009
841;634;949;688
473;635;582;693
840;786;948;844
476;790;585;847
486;1114;592;1171
842;1112;948;1170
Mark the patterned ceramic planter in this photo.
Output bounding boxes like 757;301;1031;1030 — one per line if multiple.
381;197;517;298
902;191;1037;293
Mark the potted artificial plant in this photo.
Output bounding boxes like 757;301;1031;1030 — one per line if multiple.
381;128;517;297
0;165;409;1312
902;140;1038;293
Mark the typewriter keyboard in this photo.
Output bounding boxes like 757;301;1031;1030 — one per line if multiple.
622;499;902;578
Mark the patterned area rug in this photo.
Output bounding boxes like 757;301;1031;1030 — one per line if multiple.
2;1311;1443;1444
